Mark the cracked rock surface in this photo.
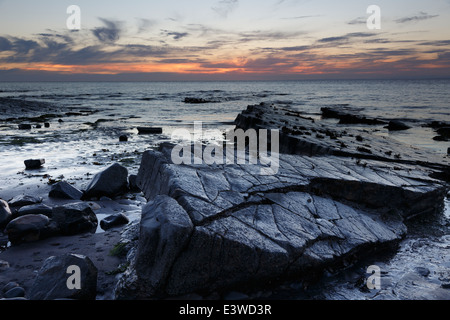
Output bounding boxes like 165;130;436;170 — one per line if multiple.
114;104;448;299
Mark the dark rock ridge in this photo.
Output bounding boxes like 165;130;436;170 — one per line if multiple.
321;107;387;125
115;102;448;299
237;104;449;173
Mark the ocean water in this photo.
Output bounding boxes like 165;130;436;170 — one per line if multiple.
0;80;449;151
0;80;448;299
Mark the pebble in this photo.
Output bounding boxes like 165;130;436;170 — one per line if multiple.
4;287;26;299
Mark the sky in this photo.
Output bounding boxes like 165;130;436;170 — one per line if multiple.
0;0;450;81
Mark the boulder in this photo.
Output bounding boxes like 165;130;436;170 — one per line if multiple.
137;127;163;135
437;127;450;138
0;199;12;228
17;204;52;218
100;213;129;231
49;181;83;200
44;122;50;128
8;194;43;208
24;159;45;170
52;202;98;236
28;254;98;300
119;135;128;142
84;163;129;199
18;124;32;130
386;120;411;131
2;282;19;294
115;133;447;298
5;214;51;244
128;174;140;192
4;287;25;299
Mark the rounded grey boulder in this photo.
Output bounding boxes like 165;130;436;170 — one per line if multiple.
4;287;25;299
8;194;43;208
52;202;98;235
29;254;98;300
100;213;129;231
17;203;52;217
5;214;50;244
84;163;129;199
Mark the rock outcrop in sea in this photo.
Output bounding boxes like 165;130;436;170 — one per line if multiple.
114;103;449;299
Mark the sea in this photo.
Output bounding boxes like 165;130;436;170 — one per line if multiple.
0;80;449;300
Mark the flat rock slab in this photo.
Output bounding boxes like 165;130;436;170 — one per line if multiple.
115;143;446;298
235;103;450;170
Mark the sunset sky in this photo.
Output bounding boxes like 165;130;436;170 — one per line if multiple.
0;0;450;80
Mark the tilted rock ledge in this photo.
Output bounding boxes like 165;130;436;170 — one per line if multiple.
114;104;448;299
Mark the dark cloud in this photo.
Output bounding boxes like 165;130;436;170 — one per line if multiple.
0;36;12;51
238;30;304;42
395;12;439;24
92;18;123;43
137;18;156;33
419;40;450;46
212;0;238;18
161;30;189;40
281;15;320;20
347;17;366;25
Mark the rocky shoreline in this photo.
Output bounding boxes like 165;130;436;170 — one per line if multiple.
0;102;449;300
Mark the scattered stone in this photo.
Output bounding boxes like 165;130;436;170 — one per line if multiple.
17;203;52;217
4;287;25;299
432;136;449;142
49;181;83;200
128;174;140;192
2;282;19;293
100;213;129;231
84;163;129;199
5;214;51;244
119;135;128;142
137;127;163;135
0;199;12;228
24;159;45;170
0;260;10;272
99;196;112;201
18;124;32;130
386;120;411;131
437;127;450;138
184;97;219;104
28;254;98;300
415;267;431;277
321;107;386;125
8;194;43;208
52;202;98;236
